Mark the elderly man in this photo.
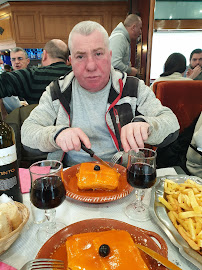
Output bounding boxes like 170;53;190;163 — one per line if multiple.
21;21;179;167
109;14;142;76
185;48;202;80
10;47;30;70
2;47;30;113
0;39;71;104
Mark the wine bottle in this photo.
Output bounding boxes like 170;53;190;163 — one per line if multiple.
0;115;23;202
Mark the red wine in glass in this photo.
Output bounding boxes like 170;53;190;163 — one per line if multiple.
127;163;156;189
30;175;66;209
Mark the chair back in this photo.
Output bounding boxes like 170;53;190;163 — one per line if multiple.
153;80;202;133
5;104;47;166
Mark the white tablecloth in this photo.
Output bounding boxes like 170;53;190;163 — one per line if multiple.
0;168;200;270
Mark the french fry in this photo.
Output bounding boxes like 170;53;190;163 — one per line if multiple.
188;190;200;213
178;225;200;251
158;197;173;211
160;178;202;253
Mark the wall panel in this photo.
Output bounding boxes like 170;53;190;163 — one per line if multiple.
0;1;128;49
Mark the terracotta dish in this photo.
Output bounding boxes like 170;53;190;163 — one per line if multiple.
63;162;133;203
36;218;168;270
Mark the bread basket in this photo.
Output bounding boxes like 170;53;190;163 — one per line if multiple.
0;202;29;255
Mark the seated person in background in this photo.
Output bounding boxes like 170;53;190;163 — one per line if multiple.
0;39;71;105
186;112;202;178
2;47;30;113
10;47;30;70
185;48;202;80
150;52;192;90
21;20;179;167
3;64;12;72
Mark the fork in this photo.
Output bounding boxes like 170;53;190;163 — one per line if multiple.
20;259;64;270
110;151;124;167
110;150;145;167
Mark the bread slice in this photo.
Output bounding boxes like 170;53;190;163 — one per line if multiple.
0;212;12;238
0;202;23;230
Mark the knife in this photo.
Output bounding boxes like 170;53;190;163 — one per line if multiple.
135;243;182;270
80;142;114;170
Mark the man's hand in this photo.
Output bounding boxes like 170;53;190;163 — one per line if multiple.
186;66;202;79
129;67;138;76
55;127;91;152
121;122;150;152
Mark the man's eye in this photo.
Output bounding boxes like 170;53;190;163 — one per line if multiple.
76;55;83;59
96;52;102;56
11;58;15;61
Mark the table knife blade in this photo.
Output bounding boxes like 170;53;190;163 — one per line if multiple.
135;243;182;270
80;142;114;170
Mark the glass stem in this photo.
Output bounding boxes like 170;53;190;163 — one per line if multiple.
135;189;145;207
44;209;56;234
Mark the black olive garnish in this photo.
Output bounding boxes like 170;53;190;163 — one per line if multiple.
99;244;110;257
94;165;100;171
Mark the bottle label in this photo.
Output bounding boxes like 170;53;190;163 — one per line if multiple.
0;145;17;166
0;160;18;191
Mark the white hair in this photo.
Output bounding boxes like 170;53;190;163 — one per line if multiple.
68;21;109;52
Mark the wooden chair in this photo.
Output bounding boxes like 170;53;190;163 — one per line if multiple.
153;80;202;133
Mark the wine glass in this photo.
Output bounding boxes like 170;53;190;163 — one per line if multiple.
29;160;66;241
125;148;157;221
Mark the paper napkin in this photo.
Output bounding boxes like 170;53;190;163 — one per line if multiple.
0;262;17;270
19;166;50;193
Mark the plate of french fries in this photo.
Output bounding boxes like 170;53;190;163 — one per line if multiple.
150;175;202;269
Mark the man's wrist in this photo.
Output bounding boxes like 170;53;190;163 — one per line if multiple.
54;127;69;141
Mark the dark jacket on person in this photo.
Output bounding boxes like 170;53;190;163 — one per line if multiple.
0;62;71;104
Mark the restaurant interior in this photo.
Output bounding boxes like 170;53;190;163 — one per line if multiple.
0;0;201;270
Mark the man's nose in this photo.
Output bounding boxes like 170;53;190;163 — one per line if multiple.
86;56;96;70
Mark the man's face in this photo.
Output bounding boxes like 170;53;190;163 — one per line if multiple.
131;20;142;41
69;30;112;92
10;51;30;70
190;53;202;69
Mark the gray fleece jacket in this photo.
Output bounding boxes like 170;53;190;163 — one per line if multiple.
109;22;132;74
21;67;180;163
186;112;202;177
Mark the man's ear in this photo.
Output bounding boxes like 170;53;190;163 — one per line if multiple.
132;23;136;31
27;58;30;65
42;50;47;62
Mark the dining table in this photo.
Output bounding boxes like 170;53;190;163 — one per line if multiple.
0;166;201;270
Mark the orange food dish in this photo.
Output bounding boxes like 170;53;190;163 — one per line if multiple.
66;230;149;270
76;163;120;191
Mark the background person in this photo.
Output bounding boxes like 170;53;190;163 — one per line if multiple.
185;48;202;80
10;47;30;70
2;47;30;113
186;112;202;178
21;20;179;167
109;14;142;76
0;39;71;104
150;52;192;90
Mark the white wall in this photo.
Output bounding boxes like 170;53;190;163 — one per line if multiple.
150;30;202;80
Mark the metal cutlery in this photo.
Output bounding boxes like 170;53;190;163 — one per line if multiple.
81;142;115;170
20;259;64;270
